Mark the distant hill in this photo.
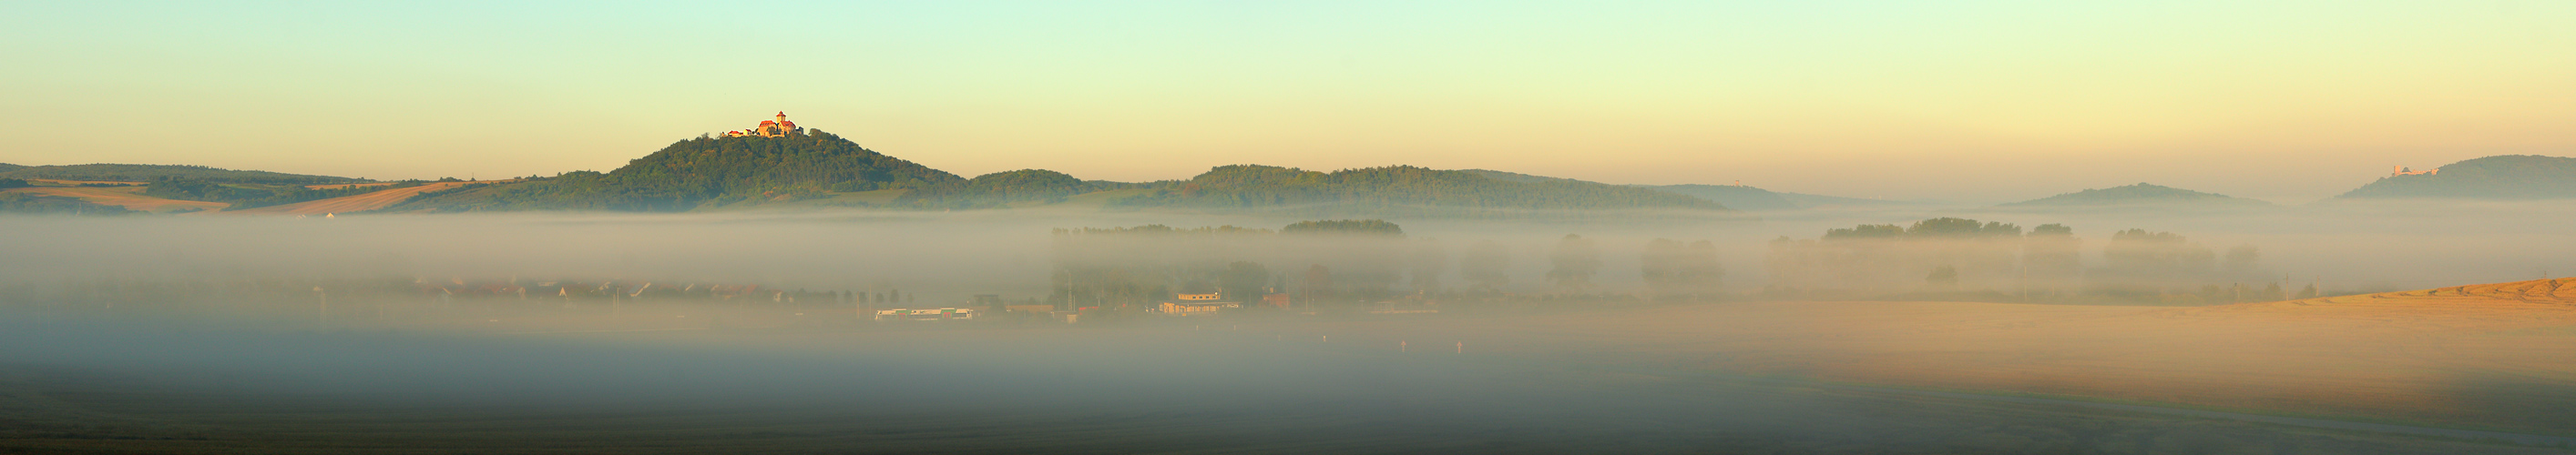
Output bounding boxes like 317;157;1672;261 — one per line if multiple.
1454;168;1590;185
1645;185;1800;211
1108;165;1730;216
0;163;367;185
1773;192;1916;208
2336;155;2576;199
894;169;1113;209
1999;183;2270;207
388;131;959;212
1457;169;1906;210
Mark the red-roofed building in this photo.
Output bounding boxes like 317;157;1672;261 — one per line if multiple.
723;112;804;137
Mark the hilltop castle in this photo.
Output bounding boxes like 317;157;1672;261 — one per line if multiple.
722;112;802;137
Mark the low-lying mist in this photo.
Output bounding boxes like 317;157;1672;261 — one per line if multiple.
6;202;2576;452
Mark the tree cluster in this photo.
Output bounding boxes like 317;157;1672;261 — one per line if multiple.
1764;217;2276;304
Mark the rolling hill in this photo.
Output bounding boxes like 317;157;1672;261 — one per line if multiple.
2;187;226;213
1457;168;1904;210
1642;185;1800;211
2336;155;2576;199
1998;183;2270;208
385;131;959;212
0;163;366;185
1106;165;1731;216
892;169;1121;209
224;180;513;216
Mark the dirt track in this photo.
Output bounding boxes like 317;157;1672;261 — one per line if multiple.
1293;278;2576;433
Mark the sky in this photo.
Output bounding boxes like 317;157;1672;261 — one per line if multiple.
3;1;2571;203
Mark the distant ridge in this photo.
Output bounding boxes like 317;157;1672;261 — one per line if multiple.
2000;183;2269;207
2336;155;2576;199
1645;185;1800;211
1108;165;1730;216
0;163;365;185
1454;168;1589;184
1457;168;1905;210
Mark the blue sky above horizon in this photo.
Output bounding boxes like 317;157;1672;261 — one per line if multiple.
3;1;2571;203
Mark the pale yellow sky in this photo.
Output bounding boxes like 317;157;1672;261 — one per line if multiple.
2;2;2570;203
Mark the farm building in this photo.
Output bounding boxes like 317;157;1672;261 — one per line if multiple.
873;308;976;321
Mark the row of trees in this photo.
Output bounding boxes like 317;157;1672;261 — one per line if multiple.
1048;220;1731;316
1764;217;2275;303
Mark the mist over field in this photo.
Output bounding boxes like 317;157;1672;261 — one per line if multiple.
6;204;2576;453
9;1;2576;451
8;200;2570;299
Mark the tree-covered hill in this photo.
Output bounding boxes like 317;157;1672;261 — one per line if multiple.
0;163;366;185
1106;165;1730;216
2336;155;2576;199
1999;183;2270;207
387;130;959;212
894;169;1111;209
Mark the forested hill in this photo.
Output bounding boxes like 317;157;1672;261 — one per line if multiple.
2336;155;2576;199
387;130;959;212
894;169;1131;209
1106;165;1730;215
1999;183;2270;207
0;163;366;185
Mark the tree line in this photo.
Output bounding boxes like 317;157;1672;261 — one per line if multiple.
1765;217;2290;304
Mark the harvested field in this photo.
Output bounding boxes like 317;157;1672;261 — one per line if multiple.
1283;278;2576;434
224;180;513;215
0;187;227;213
23;178;145;186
